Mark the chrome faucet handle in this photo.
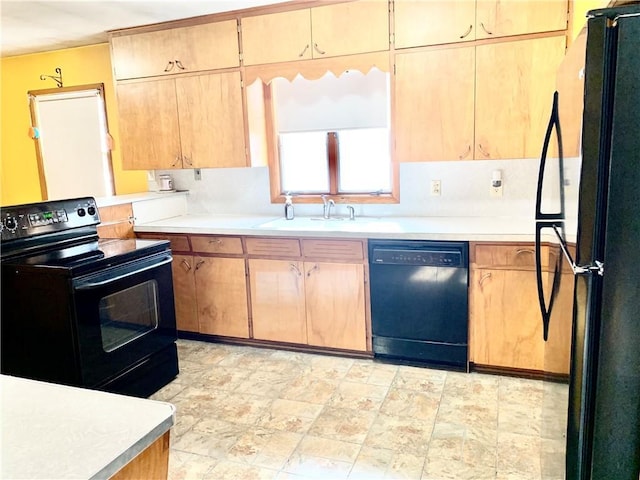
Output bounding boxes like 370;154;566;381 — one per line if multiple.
347;205;355;220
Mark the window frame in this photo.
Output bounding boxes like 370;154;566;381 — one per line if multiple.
261;83;399;205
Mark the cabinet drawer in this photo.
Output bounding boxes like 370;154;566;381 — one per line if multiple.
190;235;243;254
246;237;301;257
302;239;364;262
136;233;190;252
474;243;542;269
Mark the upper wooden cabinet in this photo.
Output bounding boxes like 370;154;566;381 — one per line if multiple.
394;45;475;162
394;0;476;48
475;35;566;160
475;0;568;40
394;0;568;49
395;35;565;161
116;71;247;170
241;1;389;66
111;21;240;80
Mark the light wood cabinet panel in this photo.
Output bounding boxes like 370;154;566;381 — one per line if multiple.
474;243;545;270
117;72;246;170
241;10;312;65
97;204;134;239
171;254;199;332
249;259;307;343
245;237;301;257
190;235;243;255
116;80;181;170
111;431;170;480
302;239;364;261
175;72;247;169
136;233;191;252
475;35;566;160
554;29;587;159
394;0;476;48
241;1;388;66
305;262;367;351
310;1;389;58
475;0;568;40
196;256;249;338
394;46;475;161
111;21;239;80
471;268;545;370
544;272;574;374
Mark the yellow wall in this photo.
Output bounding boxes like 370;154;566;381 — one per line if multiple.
0;43;146;206
572;0;611;38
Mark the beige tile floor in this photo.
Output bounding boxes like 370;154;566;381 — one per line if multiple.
150;340;568;480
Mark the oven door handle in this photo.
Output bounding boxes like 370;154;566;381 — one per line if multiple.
74;256;173;290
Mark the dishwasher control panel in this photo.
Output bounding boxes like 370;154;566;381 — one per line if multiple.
371;248;463;267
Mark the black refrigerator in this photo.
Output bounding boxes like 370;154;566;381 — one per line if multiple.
535;4;640;479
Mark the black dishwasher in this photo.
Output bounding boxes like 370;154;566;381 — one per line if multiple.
368;239;469;371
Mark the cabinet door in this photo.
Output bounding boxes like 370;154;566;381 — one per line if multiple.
311;1;389;58
395;46;475;162
248;259;307;344
111;29;177;80
175;72;247;168
475;35;565;159
394;0;475;48
171;254;199;333
172;21;240;72
241;10;312;65
471;268;545;370
305;262;367;351
195;256;249;338
476;0;568;39
111;21;240;80
544;272;574;374
117;80;182;170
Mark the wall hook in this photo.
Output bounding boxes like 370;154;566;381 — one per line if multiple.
39;67;63;88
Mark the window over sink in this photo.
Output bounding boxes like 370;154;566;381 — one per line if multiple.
246;68;397;203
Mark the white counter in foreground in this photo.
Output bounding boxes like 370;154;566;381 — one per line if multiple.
135;214;576;242
0;375;175;479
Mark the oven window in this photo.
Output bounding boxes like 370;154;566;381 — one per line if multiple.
99;280;159;352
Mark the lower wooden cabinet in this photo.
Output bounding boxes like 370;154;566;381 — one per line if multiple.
171;254;199;333
249;259;307;344
195;256;249;338
248;238;368;352
469;242;573;374
305;262;366;351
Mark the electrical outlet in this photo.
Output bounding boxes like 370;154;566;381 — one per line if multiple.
194;168;202;181
490;185;503;197
430;180;441;196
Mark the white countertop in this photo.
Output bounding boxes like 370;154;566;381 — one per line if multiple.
135;213;574;242
0;375;175;479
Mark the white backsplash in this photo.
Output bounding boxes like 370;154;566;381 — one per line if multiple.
152;157;580;220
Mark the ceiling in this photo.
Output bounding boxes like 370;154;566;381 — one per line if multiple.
0;0;290;57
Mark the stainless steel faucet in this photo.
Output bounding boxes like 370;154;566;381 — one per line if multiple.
347;205;356;221
322;195;335;219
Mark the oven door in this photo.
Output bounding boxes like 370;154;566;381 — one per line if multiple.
72;251;177;388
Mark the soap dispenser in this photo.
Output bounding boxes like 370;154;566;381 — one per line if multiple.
284;194;294;220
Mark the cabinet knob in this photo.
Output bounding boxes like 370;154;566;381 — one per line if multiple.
290;263;302;276
175;59;186;70
195;260;206;271
313;43;326;55
458;145;471;160
163;61;175;72
181;259;192;271
306;264;319;277
183;155;192;166
209;239;223;246
172;155;181;167
298;44;310;57
460;25;473;39
479;272;492;287
480;22;493;35
477;144;491;158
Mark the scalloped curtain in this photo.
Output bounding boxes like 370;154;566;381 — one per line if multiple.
243;51;390;85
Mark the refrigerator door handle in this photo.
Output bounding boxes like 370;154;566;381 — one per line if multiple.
535;223;562;341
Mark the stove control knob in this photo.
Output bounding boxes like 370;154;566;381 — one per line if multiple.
77;208;86;217
87;206;96;216
4;216;18;232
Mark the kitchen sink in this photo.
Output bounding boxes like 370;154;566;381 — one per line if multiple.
254;216;403;233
